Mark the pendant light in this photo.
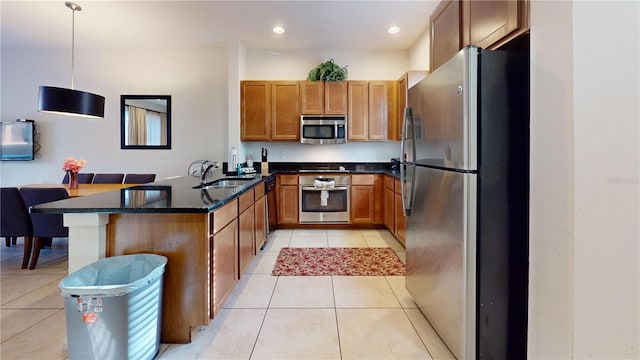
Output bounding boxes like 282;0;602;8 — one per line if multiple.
38;2;105;118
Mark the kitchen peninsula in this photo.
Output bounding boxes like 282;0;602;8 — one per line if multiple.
31;175;267;344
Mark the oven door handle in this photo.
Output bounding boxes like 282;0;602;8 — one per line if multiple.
300;186;349;191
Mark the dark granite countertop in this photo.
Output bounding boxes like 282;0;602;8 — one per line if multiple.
31;162;399;215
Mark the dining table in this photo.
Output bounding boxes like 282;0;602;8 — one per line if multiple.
19;183;138;197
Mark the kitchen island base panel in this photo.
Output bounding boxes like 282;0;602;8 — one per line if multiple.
63;213;109;273
108;213;211;344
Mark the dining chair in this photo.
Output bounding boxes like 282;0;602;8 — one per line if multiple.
123;173;156;184
18;187;69;270
92;173;125;184
1;188;34;269
61;172;94;184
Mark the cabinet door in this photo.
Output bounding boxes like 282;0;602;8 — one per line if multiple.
384;186;395;232
368;81;395;141
239;204;255;276
397;74;408;141
241;81;271;141
431;0;461;71
463;0;522;49
278;185;299;224
347;81;369;141
254;194;267;251
272;81;300;140
351;185;375;224
301;81;324;114
394;192;406;246
325;82;347;114
212;218;238;316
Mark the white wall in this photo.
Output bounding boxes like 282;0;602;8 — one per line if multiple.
240;48;412;164
529;1;639;358
0;44;228;187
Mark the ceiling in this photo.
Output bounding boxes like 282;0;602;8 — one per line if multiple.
1;1;439;51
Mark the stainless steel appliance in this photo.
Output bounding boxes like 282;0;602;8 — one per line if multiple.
299;174;349;223
300;115;347;144
264;176;277;234
402;46;529;360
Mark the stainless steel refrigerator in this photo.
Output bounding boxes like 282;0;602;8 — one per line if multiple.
402;45;529;360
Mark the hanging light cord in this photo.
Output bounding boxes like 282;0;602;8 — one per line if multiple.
65;2;81;90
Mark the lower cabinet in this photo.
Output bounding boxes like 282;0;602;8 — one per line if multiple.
350;174;383;224
211;199;239;318
254;193;267;251
394;178;406;246
277;174;299;224
383;176;395;232
238;189;255;276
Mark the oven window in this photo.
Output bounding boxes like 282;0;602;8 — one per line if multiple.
302;125;335;139
301;188;348;212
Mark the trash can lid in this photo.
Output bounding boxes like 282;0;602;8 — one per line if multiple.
59;254;167;297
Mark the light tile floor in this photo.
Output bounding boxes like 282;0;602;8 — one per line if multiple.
0;229;455;360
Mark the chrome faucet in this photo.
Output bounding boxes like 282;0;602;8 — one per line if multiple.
200;161;221;185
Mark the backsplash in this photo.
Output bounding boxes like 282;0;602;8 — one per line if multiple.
243;141;401;163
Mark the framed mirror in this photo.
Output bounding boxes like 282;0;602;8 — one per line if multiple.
121;95;171;149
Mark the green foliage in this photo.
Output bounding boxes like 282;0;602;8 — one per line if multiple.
307;59;348;81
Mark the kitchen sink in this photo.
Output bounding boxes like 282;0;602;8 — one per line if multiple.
193;178;254;189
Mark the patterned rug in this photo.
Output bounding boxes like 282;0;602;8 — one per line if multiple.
272;247;405;276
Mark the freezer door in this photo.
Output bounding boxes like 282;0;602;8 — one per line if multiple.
408;46;478;171
405;165;477;360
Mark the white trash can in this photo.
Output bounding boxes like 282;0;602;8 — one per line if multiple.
59;254;167;360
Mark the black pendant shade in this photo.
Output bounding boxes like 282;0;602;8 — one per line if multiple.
38;86;105;118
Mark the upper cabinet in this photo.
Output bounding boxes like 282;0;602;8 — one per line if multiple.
396;71;427;141
347;80;396;141
241;81;300;141
430;0;462;72
300;81;347;115
430;0;530;71
462;0;528;49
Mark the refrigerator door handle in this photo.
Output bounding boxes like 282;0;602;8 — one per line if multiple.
401;107;416;216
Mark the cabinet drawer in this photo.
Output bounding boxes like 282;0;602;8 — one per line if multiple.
253;182;265;200
213;199;238;234
384;175;395;190
239;189;255;214
351;174;376;186
394;178;402;194
278;174;298;185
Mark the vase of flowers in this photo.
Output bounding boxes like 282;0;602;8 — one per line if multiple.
62;157;87;189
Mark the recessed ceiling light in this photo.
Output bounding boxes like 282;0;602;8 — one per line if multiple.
273;26;285;34
387;26;400;34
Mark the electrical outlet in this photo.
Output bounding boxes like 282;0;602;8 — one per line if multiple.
279;151;285;159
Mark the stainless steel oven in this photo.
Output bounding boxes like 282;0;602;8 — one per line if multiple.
299;174;350;223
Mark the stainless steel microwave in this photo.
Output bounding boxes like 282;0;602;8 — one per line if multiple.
300;115;347;144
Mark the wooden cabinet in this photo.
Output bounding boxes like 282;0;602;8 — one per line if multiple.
277;174;299;224
348;81;396;141
238;189;255;276
240;81;271;140
463;0;528;50
396;72;428;141
430;0;530;71
254;192;267;251
300;81;347;114
240;81;300;141
430;0;462;71
211;199;239;317
383;175;395;232
272;81;300;140
350;174;383;224
394;178;406;246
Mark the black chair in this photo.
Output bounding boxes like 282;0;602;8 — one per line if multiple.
92;173;125;184
123;173;156;184
1;188;34;269
19;187;69;270
61;172;94;184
